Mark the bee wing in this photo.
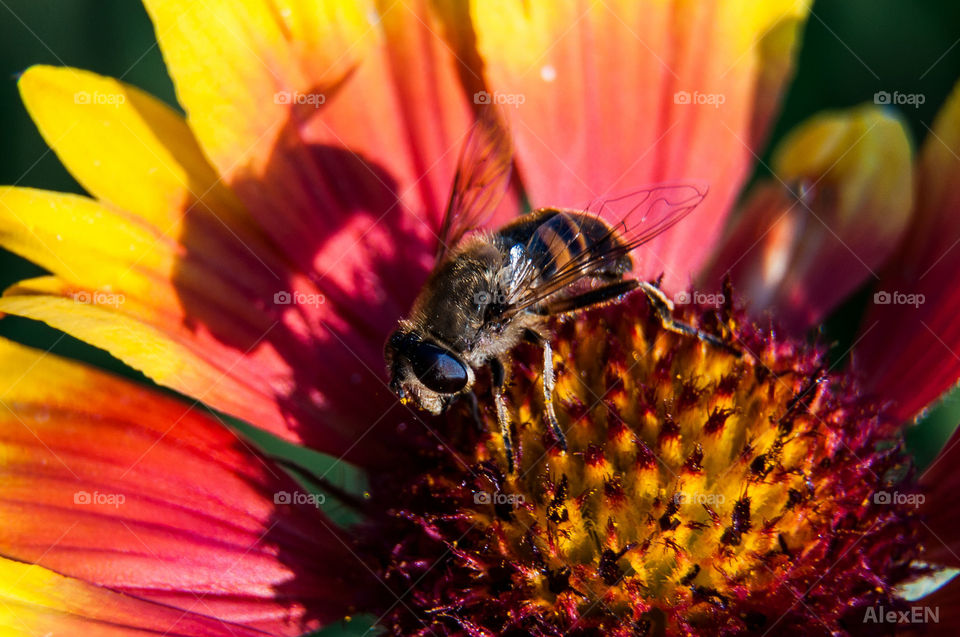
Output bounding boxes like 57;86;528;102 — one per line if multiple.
505;182;708;314
435;107;514;262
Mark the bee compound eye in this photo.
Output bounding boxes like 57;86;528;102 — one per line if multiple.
387;329;408;352
410;342;469;394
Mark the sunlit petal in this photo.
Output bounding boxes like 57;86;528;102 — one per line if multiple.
0;337;369;634
472;0;811;290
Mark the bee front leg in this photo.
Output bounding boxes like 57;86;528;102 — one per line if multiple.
637;281;740;357
460;391;485;434
523;330;568;452
489;357;515;473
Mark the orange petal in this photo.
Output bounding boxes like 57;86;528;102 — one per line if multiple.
471;0;811;291
703;106;913;331
0;337;370;635
858;79;960;424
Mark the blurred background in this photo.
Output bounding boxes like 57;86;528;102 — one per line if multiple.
0;1;958;634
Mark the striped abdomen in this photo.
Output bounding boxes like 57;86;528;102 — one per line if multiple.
496;209;633;281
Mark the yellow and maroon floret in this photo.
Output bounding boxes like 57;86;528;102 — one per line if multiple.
364;292;923;636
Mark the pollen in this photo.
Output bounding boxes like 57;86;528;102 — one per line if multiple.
369;291;923;636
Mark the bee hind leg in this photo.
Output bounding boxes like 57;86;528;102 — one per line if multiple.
637;281;740;357
489;357;515;473
522;330;568;452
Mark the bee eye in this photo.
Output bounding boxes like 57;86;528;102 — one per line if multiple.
411;342;468;394
388;330;406;349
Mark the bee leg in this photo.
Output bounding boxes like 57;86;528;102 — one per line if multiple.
541;340;569;451
490;357;515;473
462;391;485;433
637;281;741;357
522;330;567;451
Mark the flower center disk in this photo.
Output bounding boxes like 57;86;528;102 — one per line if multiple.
368;293;920;636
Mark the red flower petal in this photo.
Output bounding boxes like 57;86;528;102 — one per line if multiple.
857;80;960;424
920;425;960;567
0;339;371;635
909;577;960;636
702;107;913;331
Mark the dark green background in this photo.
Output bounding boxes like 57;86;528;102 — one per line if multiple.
0;2;958;632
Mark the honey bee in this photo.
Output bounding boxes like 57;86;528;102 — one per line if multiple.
384;110;729;471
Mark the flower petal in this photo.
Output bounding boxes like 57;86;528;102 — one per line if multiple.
911;576;960;635
0;557;268;636
702;106;913;331
0;185;377;464
18;65;250;233
0;337;371;635
920;423;960;567
471;0;811;290
7;64;407;464
857;79;960;424
750;14;807;148
143;0;498;270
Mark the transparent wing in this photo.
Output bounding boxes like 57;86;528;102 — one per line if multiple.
435;107;514;262
505;182;708;315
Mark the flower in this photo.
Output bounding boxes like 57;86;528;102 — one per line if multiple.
0;1;959;636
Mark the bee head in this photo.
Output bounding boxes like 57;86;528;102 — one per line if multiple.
385;327;472;413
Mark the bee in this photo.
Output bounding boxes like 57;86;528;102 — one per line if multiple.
384;109;730;471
